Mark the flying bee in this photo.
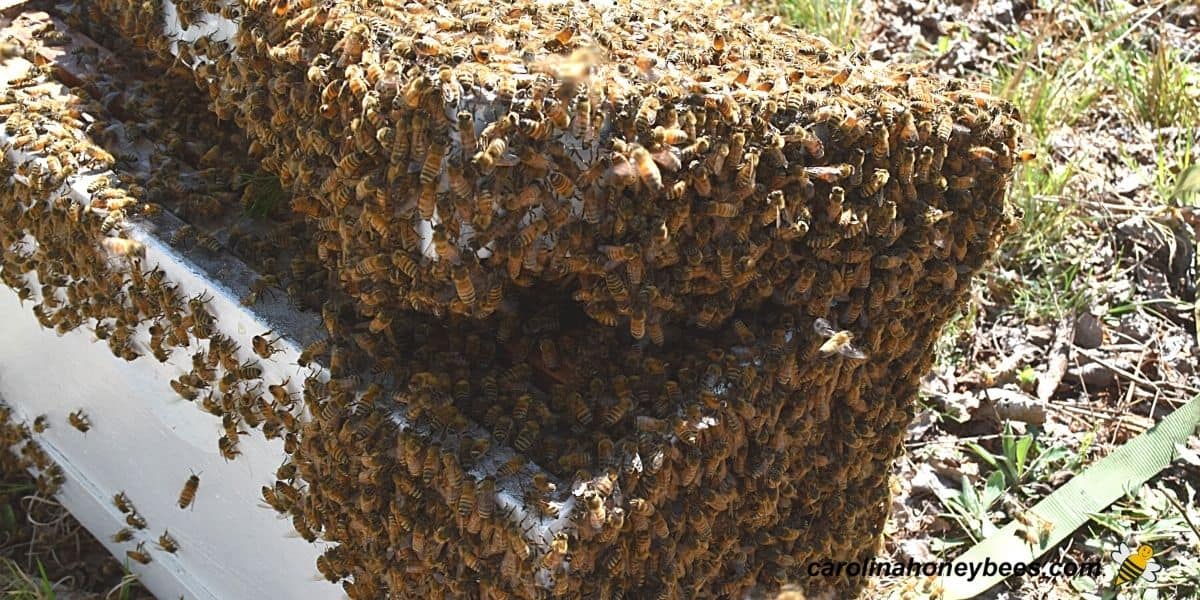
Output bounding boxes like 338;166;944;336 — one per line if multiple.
68;410;90;433
813;318;866;359
178;472;200;509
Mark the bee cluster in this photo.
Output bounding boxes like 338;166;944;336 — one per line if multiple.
89;0;1020;337
3;0;1024;597
0;403;65;497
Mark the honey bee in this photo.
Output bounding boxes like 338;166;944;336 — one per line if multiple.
474;477;496;520
178;472;200;509
860;169;889;197
251;332;282;359
111;528;134;543
68;410;90;433
100;237;145;258
804;164;852;183
630;145;663;193
157;530;180;553
702;202;738;219
126;512;147;530
647;125;685;147
495;454;525;478
936;112;953;142
420;136;448;185
813;318;866;359
127;542;152;564
473;137;508;171
540;532;570;569
897;111;919;145
113;492;134;514
581;490;606;531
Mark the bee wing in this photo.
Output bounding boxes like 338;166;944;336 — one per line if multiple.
813;317;835;336
607;158;636;180
837;344;866;360
651;147;682;172
1143;559;1162;581
1111;543;1132;562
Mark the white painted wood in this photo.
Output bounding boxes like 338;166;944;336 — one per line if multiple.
0;284;341;600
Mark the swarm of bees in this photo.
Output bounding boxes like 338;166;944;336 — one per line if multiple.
0;0;1024;596
87;0;1022;343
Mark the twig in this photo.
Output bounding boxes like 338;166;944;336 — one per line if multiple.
1165;494;1200;542
1076;348;1200;395
1037;316;1072;401
905;433;1005;449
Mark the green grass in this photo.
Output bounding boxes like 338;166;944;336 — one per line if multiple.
237;171;286;219
777;0;862;48
1105;30;1200;130
900;0;1198;326
1;558;58;600
0;557;141;600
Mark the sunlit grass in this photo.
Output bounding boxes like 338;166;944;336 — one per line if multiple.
777;0;863;48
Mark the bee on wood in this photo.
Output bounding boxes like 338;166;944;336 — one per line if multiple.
125;512;147;530
68;410;90;433
127;542;152;564
178;471;200;509
252;331;282;359
157;530;180;553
